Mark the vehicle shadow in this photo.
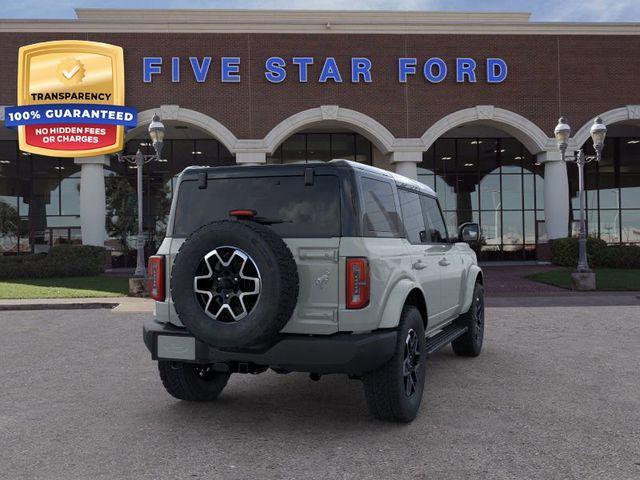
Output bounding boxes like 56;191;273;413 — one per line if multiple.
137;344;526;436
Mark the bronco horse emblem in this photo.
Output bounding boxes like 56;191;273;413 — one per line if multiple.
315;271;331;289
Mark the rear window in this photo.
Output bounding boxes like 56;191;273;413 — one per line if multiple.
173;174;341;238
361;177;402;237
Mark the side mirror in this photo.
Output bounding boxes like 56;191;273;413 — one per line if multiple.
458;222;480;243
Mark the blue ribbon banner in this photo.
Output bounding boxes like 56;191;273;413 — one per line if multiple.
4;104;137;128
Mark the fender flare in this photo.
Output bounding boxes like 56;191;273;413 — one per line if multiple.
459;265;483;314
378;278;425;329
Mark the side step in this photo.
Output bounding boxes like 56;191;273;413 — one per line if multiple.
425;324;468;356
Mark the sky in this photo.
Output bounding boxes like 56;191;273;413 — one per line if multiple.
0;0;639;22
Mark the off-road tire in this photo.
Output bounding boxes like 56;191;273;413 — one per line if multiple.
171;220;299;349
362;305;427;423
451;281;485;357
158;361;231;401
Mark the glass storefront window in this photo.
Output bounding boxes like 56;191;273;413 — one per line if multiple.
501;174;523;210
599;209;620;243
307;134;331;162
194;139;219;165
420;136;545;259
479;175;501;211
434;139;455;176
502;210;524;248
456;138;477;173
455;175;479;211
620;174;640;209
331;134;355;161
0;141;18;178
60;177;80;216
355;134;372;164
500;138;523;174
621;210;640;243
480;210;501;246
478;139;499;173
436;175;457;212
282;134;306;163
524;210;536;245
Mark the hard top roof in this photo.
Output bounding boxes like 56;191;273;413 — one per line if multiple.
182;159;437;197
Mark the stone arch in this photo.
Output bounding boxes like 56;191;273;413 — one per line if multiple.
263;105;396;155
127;105;239;153
420;105;553;154
572;105;640;148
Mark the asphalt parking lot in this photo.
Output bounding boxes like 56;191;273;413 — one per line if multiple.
1;304;639;480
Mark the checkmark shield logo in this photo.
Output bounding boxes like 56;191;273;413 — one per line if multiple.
56;58;85;85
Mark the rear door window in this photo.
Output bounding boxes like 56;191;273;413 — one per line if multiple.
173;174;341;238
361;177;401;237
398;189;426;244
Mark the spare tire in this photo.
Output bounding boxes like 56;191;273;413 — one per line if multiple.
171;220;299;348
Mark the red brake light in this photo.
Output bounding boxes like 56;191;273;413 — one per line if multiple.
148;256;165;301
346;257;369;309
229;209;256;218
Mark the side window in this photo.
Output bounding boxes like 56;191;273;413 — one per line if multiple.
420;195;449;243
361;177;401;236
398;189;426;244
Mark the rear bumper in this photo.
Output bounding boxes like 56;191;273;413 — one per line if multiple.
143;319;397;375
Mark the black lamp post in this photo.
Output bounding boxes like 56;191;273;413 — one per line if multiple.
117;113;165;277
554;116;607;287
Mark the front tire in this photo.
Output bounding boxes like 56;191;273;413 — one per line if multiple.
451;281;485;357
158;361;231;401
362;305;427;423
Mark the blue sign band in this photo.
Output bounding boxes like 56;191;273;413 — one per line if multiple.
5;104;138;128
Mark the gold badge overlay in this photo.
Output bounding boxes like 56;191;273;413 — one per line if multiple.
17;40;125;157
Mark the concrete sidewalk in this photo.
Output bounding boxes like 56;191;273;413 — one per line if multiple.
1;291;639;312
0;296;154;312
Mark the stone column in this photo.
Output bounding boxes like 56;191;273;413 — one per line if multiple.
390;151;422;180
235;151;266;165
538;151;569;240
74;155;109;246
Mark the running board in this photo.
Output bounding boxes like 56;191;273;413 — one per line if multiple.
425;325;468;356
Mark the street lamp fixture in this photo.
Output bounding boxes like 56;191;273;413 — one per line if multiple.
117;113;166;278
553;116;607;281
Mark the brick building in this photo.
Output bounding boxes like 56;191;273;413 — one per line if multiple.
0;9;639;263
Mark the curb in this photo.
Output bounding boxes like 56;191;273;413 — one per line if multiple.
0;302;119;311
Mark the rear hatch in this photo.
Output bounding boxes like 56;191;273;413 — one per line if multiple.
169;167;342;334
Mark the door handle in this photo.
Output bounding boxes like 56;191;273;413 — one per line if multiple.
412;260;427;270
438;257;450;267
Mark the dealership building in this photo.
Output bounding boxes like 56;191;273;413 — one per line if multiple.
0;9;639;263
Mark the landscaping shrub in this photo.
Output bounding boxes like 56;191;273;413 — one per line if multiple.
593;244;640;268
0;245;107;279
550;237;640;268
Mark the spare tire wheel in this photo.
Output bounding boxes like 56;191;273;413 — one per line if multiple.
171;220;299;348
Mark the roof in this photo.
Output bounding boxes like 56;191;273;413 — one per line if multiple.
181;159;436;196
0;9;638;35
332;160;436;196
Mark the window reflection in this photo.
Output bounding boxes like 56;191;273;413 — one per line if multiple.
570;136;640;245
419;136;542;260
269;132;373;165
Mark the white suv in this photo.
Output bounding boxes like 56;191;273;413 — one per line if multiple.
144;160;484;422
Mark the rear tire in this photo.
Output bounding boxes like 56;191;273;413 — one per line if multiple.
362;305;426;423
451;282;485;357
158;361;230;401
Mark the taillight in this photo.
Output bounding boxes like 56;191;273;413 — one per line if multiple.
346;257;370;309
148;256;165;301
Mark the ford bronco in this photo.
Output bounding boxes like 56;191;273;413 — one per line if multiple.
143;160;484;422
